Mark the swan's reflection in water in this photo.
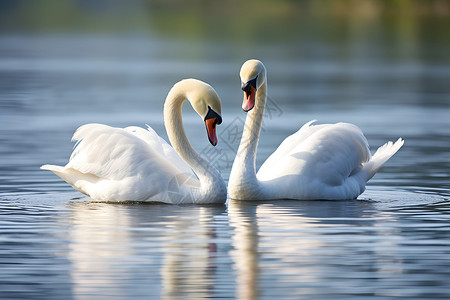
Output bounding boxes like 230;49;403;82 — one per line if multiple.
67;202;134;298
228;201;260;300
160;207;218;299
227;199;400;298
64;198;436;298
66;202;226;299
228;200;327;299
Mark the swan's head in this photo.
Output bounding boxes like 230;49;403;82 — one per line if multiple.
179;79;223;146
240;59;266;112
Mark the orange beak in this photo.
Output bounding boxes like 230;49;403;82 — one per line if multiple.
242;84;256;112
205;117;218;146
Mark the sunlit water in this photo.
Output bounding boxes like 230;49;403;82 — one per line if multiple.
1;35;449;299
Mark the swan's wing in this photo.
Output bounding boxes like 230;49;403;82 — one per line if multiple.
257;122;371;187
258;120;322;167
125;125;195;176
68;123;194;181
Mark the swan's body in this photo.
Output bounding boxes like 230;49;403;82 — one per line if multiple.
42;79;227;204
228;59;404;200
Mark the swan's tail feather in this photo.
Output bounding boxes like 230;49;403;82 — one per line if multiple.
41;164;76;185
41;164;65;174
41;164;98;196
363;138;404;181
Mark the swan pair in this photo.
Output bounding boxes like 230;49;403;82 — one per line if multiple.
42;59;403;204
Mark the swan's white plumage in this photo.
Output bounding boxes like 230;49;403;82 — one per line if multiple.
43;124;192;202
69;124;194;180
257;121;403;200
42;79;226;204
257;121;370;183
43;123;199;203
228;59;404;200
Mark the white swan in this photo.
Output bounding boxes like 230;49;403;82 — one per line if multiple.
41;79;227;204
228;59;404;200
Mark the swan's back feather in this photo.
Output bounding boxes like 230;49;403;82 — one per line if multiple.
42;123;201;202
255;121;403;200
258;121;370;180
69;123;193;181
126;125;194;176
257;121;374;199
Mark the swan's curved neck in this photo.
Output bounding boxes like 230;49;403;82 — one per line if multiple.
229;81;266;197
163;89;224;200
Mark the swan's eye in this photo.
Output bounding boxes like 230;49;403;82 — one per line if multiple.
204;106;222;124
241;76;258;92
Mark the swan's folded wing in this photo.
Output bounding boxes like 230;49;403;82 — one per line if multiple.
125;125;195;176
68;123;193;181
258;120;322;172
257;122;371;186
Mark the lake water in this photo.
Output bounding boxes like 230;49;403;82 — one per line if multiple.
0;34;449;299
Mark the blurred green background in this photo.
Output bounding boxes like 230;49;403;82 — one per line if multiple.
1;0;449;114
1;0;449;54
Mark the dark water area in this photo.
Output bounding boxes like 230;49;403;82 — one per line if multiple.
1;2;450;298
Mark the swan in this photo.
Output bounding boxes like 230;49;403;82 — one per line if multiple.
41;79;227;204
228;59;404;200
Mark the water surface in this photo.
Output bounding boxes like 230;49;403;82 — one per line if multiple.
0;34;449;299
